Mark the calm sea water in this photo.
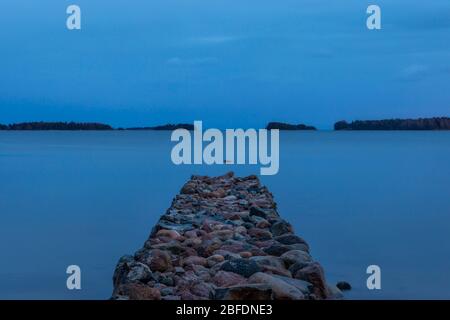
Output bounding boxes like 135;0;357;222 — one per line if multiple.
0;131;449;299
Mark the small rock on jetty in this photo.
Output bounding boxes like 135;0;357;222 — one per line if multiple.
111;172;342;300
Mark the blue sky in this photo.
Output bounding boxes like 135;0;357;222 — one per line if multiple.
0;0;449;129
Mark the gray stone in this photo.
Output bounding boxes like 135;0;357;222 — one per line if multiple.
263;244;292;256
249;206;268;219
293;262;329;299
220;258;261;278
125;262;154;283
271;275;312;294
250;256;286;270
270;220;293;237
158;275;175;287
212;270;247;287
162;295;181;300
328;285;344;299
113;258;155;288
156;221;194;232
336;281;352;291
280;250;312;268
274;234;308;246
160;287;175;296
219;284;273;300
248;272;305;300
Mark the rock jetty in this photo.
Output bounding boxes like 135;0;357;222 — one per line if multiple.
111;172;342;300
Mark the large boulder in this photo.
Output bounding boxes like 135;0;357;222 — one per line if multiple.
270;220;293;237
112;256;155;290
280;250;312;268
328;285;344;299
248;272;305;300
262;244;291;256
250;256;286;270
263;243;310;256
114;283;161;300
220;258;261;278
293;262;329;299
249;206;268;219
270;275;312;294
274;234;309;246
137;249;173;272
218;284;273;300
248;228;273;241
212;271;247;287
182;256;207;267
190;282;215;299
155;229;182;240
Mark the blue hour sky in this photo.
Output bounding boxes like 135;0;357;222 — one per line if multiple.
0;0;449;129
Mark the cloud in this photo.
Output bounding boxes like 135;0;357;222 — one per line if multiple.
398;64;431;81
309;49;334;59
397;64;450;82
396;10;450;31
442;66;450;74
166;57;219;66
186;35;241;45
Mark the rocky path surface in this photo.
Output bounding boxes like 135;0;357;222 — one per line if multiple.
111;172;342;300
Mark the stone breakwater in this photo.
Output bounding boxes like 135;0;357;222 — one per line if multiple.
111;172;343;300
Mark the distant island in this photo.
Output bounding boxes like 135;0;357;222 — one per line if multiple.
0;121;194;131
2;118;449;131
0;121;113;130
266;122;316;130
126;123;195;131
335;117;450;130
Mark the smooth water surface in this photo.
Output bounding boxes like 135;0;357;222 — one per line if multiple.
0;131;449;299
